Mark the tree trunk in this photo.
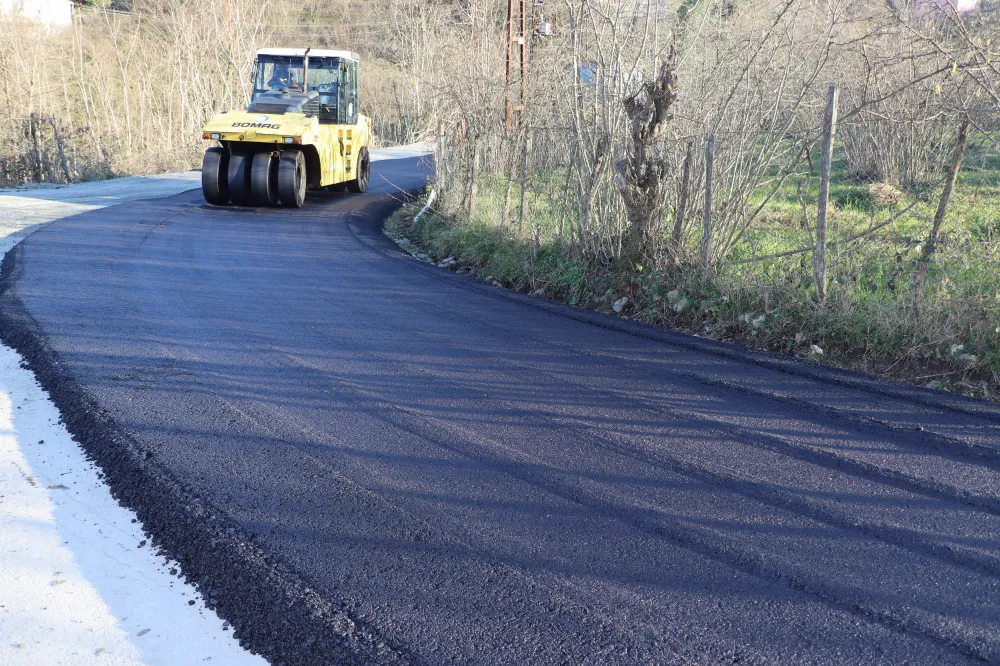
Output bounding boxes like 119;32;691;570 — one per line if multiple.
29;113;43;183
48;116;73;183
909;119;970;314
614;54;678;260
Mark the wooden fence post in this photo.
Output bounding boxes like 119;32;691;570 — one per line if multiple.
467;138;481;221
673;140;693;260
700;135;714;282
518;127;531;234
814;83;839;303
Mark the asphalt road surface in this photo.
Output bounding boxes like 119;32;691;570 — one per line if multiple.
3;155;1000;665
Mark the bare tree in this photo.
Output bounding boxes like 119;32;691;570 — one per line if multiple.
615;49;678;259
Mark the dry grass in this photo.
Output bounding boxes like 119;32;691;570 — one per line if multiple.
0;0;430;187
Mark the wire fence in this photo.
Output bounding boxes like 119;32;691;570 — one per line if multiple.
426;94;1000;380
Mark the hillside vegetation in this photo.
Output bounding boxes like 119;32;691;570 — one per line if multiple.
0;0;428;183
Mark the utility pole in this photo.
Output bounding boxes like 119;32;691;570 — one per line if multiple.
504;0;527;129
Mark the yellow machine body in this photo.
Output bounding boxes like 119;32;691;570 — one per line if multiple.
201;111;370;189
199;48;372;207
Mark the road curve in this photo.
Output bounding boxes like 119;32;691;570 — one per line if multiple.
3;156;1000;665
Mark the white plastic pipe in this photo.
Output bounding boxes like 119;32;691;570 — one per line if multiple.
414;188;436;223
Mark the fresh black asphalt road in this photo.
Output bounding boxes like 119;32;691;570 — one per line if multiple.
3;155;1000;665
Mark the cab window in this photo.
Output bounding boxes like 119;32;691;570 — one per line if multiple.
341;60;359;125
307;57;342;124
253;56;304;98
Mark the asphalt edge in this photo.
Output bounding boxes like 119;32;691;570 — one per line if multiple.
0;202;414;666
356;207;1000;425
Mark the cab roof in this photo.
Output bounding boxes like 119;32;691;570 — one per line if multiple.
257;48;360;62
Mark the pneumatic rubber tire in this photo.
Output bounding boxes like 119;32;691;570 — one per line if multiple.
228;150;254;206
346;146;370;194
251;152;279;207
201;147;230;205
278;150;306;208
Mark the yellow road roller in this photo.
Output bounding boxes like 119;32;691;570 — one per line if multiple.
200;48;371;207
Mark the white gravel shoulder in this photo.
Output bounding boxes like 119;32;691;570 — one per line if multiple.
0;360;266;665
0;171;248;665
0;172;203;251
370;143;433;162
